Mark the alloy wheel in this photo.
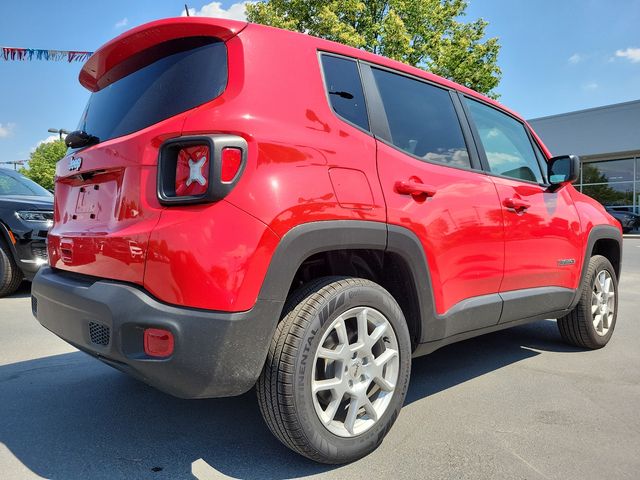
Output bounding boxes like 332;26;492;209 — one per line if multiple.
311;306;399;437
591;269;615;336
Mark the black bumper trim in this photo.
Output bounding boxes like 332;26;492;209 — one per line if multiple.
31;267;283;398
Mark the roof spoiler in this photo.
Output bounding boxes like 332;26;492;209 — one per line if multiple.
79;17;247;92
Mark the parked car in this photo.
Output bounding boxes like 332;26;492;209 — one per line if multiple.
31;18;623;464
0;169;53;296
605;207;640;233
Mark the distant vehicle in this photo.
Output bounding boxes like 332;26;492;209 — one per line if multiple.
32;17;623;463
605;207;640;233
0;169;53;296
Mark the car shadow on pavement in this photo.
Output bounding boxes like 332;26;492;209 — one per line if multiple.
0;319;579;480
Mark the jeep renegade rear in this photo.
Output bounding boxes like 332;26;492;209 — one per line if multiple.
32;17;622;464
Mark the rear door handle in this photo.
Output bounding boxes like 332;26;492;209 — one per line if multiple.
394;180;436;198
503;197;530;212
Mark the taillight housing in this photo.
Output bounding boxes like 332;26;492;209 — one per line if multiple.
157;134;247;205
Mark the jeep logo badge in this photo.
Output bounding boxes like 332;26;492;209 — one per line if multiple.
68;157;82;171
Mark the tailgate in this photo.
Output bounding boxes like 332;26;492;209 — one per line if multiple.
48;125;179;283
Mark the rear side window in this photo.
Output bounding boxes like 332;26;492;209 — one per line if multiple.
371;68;470;168
320;55;369;131
75;37;227;145
465;98;544;183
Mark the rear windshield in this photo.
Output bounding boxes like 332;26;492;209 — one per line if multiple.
74;37;227;146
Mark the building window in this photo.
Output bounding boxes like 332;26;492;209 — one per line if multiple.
578;158;639;228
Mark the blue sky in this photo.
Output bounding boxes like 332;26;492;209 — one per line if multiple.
1;0;639;165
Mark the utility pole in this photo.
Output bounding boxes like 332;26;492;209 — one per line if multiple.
0;160;26;171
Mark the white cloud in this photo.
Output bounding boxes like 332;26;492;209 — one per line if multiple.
115;17;128;28
583;82;599;91
0;122;15;138
31;135;63;152
615;47;640;63
568;53;583;65
181;1;251;21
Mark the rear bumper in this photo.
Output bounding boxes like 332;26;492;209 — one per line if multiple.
31;267;282;398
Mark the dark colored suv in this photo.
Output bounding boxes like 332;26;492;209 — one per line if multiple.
0;169;53;296
31;18;622;463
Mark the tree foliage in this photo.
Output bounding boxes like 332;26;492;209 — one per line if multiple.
246;0;501;97
20;139;66;190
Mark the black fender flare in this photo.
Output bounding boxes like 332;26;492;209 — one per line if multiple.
257;220;388;303
569;224;623;308
255;221;432;341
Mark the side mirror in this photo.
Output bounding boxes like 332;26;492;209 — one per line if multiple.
548;154;580;187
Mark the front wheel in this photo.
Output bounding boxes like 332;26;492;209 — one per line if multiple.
0;243;23;297
557;255;618;349
257;277;412;464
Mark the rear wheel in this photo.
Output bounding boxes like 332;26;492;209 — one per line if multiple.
557;255;618;349
257;277;411;464
0;242;23;297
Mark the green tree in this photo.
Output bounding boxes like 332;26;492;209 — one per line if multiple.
20;139;66;190
246;0;501;97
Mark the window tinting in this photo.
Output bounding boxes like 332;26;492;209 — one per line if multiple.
74;37;227;147
371;68;470;168
321;55;369;131
0;171;52;197
465;98;543;183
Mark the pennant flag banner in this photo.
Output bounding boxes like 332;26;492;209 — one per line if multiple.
1;47;93;63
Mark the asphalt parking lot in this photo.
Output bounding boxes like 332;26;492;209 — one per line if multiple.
1;240;639;480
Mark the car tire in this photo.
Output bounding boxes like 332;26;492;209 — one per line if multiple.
256;276;412;464
0;241;24;297
557;255;618;349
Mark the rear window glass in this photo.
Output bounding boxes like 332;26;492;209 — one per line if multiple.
371;68;470;168
320;55;369;131
74;37;227;146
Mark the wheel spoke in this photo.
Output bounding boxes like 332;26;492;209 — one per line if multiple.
371;349;398;391
594;276;602;293
344;396;362;435
362;397;378;422
318;346;347;361
373;375;396;392
356;308;369;345
593;314;603;333
322;397;343;425
334;318;349;345
367;322;388;347
591;293;599;315
313;377;343;394
374;348;398;369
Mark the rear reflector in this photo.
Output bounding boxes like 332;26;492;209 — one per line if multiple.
144;328;174;357
221;147;242;183
175;145;210;196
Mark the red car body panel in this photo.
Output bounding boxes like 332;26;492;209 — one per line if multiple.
491;178;583;291
48;17;621;316
375;141;504;315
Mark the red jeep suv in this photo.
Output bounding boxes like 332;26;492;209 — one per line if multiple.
32;17;622;463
